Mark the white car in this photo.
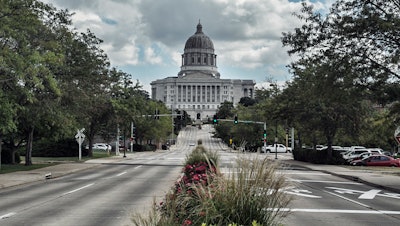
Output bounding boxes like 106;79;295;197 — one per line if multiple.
261;144;292;153
91;143;111;151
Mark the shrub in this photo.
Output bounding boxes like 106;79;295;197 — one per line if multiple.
1;148;21;164
293;147;346;165
31;138;87;157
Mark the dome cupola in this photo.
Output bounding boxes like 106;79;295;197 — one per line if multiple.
179;22;219;78
184;23;214;50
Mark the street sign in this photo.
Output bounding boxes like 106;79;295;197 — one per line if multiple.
75;128;85;160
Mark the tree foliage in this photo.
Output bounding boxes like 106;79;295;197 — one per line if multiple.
0;0;172;165
279;0;400;151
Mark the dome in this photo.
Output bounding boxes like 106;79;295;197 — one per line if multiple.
184;22;214;50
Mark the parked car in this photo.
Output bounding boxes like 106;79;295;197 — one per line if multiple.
261;144;292;153
342;149;370;160
350;155;400;167
347;152;374;162
366;148;384;155
91;143;111;151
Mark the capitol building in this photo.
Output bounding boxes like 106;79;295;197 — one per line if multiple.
150;22;255;120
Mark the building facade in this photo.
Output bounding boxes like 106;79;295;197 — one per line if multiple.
151;22;255;120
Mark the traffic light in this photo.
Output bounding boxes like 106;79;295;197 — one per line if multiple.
177;110;181;120
154;109;160;119
213;115;218;124
263;129;267;138
234;115;238;124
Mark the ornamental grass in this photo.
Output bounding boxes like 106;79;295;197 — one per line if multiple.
132;144;292;226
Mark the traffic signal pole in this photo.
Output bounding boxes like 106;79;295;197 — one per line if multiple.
217;119;267;150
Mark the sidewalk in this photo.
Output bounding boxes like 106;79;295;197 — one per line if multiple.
1;155;399;194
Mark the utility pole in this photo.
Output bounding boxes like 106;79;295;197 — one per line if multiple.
275;121;278;159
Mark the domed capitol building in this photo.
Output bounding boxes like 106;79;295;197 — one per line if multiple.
151;22;255;120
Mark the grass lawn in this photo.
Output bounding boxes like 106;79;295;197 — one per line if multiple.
0;151;111;174
0;163;58;174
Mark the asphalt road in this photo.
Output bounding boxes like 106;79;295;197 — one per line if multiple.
0;148;191;226
281;168;400;225
1;125;399;226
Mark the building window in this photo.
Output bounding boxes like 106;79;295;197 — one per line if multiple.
198;57;201;63
192;57;194;63
193;105;195;109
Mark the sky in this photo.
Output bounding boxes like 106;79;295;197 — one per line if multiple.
43;0;333;93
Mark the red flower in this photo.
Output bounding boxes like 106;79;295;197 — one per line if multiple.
182;219;192;225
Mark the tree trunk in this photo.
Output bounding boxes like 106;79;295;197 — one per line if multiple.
25;127;34;166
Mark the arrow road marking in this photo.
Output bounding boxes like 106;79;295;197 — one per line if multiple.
326;187;400;200
358;189;381;199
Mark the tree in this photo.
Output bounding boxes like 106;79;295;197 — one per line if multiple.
238;97;256;107
0;0;73;165
282;0;400;91
216;101;234;119
281;0;400;153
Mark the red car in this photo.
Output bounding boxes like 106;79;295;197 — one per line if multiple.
350;155;400;167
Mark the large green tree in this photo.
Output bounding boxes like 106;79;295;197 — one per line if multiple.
282;0;400;82
0;0;70;165
281;0;400;151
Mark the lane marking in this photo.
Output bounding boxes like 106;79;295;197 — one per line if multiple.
62;183;94;196
268;208;400;214
282;172;328;175
0;212;16;220
116;171;127;177
324;190;370;208
284;191;322;198
289;179;361;185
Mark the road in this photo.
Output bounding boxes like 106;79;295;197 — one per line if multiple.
1;124;399;225
281;167;400;225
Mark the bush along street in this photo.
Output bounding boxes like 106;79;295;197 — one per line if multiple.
132;143;293;225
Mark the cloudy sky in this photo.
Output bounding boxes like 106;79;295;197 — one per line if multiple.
43;0;333;92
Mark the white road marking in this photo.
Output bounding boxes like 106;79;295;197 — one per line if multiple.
282;172;329;176
62;183;94;196
116;171;127;177
358;189;381;199
284;191;322;198
0;212;16;219
270;208;400;214
326;187;400;200
290;179;361;185
324;190;370;208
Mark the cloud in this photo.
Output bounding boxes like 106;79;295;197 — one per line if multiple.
43;0;332;91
